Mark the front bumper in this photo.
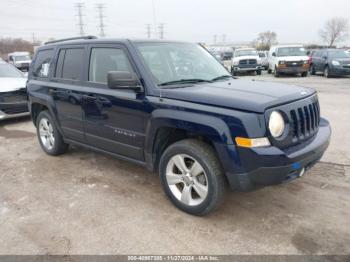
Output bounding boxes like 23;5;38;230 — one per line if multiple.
224;118;331;191
233;66;262;72
330;66;350;76
276;65;309;74
0;101;29;120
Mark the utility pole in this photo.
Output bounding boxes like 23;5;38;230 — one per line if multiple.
158;23;165;39
75;3;85;36
146;24;151;39
96;4;106;37
222;34;226;43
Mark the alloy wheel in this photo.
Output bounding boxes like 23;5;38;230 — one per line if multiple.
39;117;55;150
165;154;208;206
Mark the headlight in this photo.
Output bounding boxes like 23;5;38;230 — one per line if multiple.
233;60;239;66
279;61;285;65
303;60;309;64
269;111;285;138
332;60;340;66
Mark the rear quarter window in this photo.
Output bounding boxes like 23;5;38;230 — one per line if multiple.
32;49;54;78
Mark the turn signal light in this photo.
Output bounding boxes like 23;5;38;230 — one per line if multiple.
235;137;270;148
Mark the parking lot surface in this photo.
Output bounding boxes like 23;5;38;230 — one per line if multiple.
0;73;349;255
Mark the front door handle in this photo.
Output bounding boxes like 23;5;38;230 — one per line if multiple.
82;94;97;101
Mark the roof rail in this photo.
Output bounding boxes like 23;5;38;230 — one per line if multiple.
44;35;97;45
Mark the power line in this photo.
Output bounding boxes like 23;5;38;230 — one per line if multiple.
96;3;106;37
75;3;85;36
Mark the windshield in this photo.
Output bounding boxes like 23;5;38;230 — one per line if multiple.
235;50;258;57
277;47;307;57
135;42;229;86
14;55;30;61
0;63;24;78
328;50;350;58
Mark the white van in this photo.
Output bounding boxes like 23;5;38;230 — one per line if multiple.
268;45;310;77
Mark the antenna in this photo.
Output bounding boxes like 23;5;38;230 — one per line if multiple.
75;3;85;36
96;3;106;37
146;24;151;39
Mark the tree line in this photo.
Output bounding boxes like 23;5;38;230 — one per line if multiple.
252;17;349;51
0;38;41;59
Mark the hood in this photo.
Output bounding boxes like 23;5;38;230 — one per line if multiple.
160;79;315;113
233;55;259;61
14;60;31;65
276;56;309;61
0;77;27;92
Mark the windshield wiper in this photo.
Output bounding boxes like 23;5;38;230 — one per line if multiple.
158;78;212;87
211;75;233;81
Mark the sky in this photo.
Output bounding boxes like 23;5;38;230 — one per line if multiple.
1;0;350;46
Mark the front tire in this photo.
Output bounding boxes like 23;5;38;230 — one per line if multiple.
324;66;331;78
310;64;316;75
159;139;225;216
301;71;308;77
274;67;280;77
256;70;262;75
36;110;68;155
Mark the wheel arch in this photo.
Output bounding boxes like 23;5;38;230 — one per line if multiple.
144;109;233;171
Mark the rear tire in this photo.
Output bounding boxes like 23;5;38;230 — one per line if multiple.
274;67;280;77
36;110;68;156
159;139;225;216
268;68;272;74
256;70;262;75
301;71;308;77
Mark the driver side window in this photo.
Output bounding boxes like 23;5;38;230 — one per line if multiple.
89;47;134;84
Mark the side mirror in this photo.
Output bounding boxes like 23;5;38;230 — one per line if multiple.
272;52;276;57
107;71;142;91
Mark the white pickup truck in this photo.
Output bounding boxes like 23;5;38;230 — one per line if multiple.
231;48;262;76
8;52;32;72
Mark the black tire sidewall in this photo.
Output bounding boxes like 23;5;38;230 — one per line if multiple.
159;143;221;215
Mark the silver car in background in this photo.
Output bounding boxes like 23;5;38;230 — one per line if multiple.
0;60;29;120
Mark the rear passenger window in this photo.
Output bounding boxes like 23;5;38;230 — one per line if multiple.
89;48;133;83
55;48;84;80
33;49;53;78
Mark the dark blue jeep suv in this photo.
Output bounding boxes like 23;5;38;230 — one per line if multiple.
27;36;331;215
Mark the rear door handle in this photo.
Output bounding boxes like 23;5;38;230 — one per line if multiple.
48;88;59;95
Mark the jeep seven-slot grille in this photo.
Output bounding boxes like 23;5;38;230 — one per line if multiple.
289;100;320;142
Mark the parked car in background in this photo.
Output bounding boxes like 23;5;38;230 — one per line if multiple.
27;37;330;215
310;49;350;78
0;60;29;120
258;51;269;70
8;52;32;72
231;48;262;75
268;45;309;77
